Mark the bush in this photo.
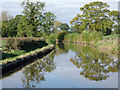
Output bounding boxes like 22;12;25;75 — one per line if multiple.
47;34;57;44
5;37;48;52
57;31;67;42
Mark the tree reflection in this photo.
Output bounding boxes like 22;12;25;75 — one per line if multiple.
70;46;118;81
22;52;56;88
55;43;69;56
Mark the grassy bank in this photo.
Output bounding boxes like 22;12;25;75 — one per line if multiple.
94;34;119;54
63;33;119;54
0;44;54;65
2;37;48;60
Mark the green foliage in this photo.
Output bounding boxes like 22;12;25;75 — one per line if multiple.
47;34;57;44
59;23;70;31
57;31;67;42
17;15;33;37
21;1;56;36
82;31;103;44
2;21;9;37
5;38;47;52
2;1;56;37
64;33;82;43
70;1;118;35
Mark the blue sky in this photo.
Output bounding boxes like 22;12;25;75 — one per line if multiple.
1;0;119;25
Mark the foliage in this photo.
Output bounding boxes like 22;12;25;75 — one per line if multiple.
53;21;62;34
21;0;56;36
64;33;82;43
47;34;57;44
70;1;118;35
0;11;13;21
82;31;103;44
5;37;47;52
59;23;70;31
57;31;67;42
2;21;9;37
2;1;56;37
17;15;33;37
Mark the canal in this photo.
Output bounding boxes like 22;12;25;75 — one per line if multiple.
1;43;118;88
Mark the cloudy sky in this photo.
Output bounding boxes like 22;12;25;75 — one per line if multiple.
1;0;119;25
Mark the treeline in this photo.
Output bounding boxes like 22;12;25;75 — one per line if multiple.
1;1;119;40
1;1;56;37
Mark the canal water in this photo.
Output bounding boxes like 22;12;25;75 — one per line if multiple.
1;43;118;88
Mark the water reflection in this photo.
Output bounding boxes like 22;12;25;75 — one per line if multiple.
55;43;69;56
22;52;56;88
68;44;118;81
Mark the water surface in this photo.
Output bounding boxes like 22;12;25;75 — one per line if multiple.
1;43;118;88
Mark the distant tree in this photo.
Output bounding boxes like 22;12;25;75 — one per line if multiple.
53;21;62;33
0;11;13;21
59;23;70;31
70;1;115;35
2;21;9;37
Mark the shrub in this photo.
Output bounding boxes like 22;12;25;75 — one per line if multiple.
47;34;57;44
5;37;47;52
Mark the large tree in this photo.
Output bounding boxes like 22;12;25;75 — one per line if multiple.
21;0;56;37
70;1;116;35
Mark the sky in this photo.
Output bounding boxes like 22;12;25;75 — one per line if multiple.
0;0;119;25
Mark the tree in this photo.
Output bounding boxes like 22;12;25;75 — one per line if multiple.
59;23;70;31
2;21;9;37
17;15;34;37
40;12;56;35
109;10;119;34
0;11;13;21
21;0;56;37
70;1;115;35
53;21;62;33
8;15;22;37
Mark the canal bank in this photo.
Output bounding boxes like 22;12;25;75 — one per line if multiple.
0;44;54;76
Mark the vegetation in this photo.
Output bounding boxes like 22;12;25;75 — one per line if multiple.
0;1;119;62
59;23;70;32
57;31;67;42
1;0;56;37
2;37;48;60
94;34;119;54
70;1;118;35
0;44;54;64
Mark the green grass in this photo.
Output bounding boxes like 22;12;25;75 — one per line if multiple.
2;50;26;60
102;34;119;40
0;44;54;64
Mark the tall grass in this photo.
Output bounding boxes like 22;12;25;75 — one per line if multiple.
64;31;103;44
64;33;82;43
82;31;103;44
